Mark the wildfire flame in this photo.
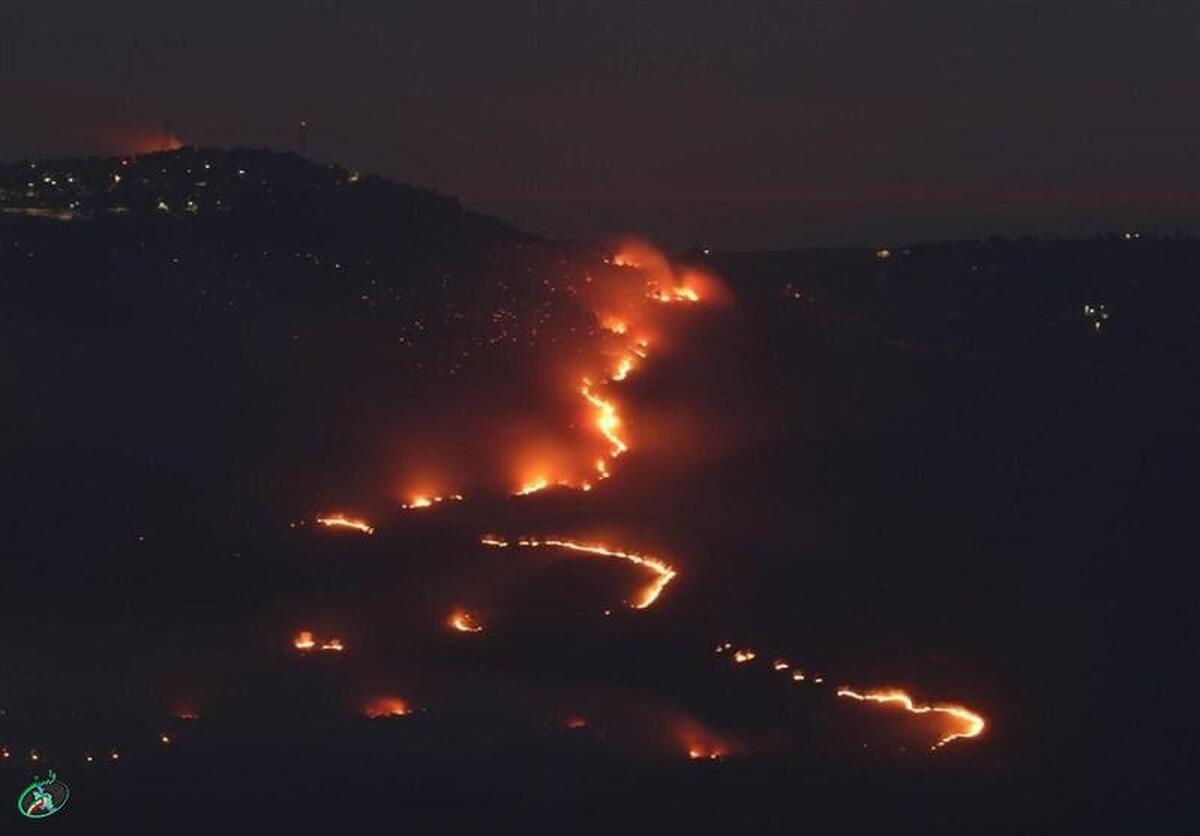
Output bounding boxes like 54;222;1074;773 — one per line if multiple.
501;243;716;496
676;717;734;762
480;536;677;609
732;649;756;663
610;354;636;382
364;697;410;718
293;630;344;653
514;478;551;496
648;285;701;304
580;380;628;461
316;514;374;534
836;687;986;750
403;494;464;510
449;609;483;633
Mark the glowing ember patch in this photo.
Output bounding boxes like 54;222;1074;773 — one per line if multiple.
648;285;701;303
687;747;725;761
364;697;410;718
564;715;589;730
449;610;483;633
480;536;677;609
316;514;374;534
732;650;756;663
403;494;464;510
773;659;790;671
791;670;806;682
295;631;344;652
611;354;636;381
836;688;986;750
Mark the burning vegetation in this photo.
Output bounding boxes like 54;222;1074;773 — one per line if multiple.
293;631;345;653
315;514;374;535
448;609;484;633
480;536;677;609
364;697;411;719
836;688;986;750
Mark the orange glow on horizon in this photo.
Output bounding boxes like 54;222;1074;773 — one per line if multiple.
836;687;986;750
293;630;316;650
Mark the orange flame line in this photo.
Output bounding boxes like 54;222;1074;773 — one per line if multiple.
480;536;677;608
402;494;464;510
316;514;374;534
836;687;986;750
580;380;628;459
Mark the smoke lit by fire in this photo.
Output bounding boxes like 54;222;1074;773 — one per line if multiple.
364;697;411;718
674;717;736;762
291;240;988;766
383;240;724;502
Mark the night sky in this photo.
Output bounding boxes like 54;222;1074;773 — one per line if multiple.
4;1;1199;247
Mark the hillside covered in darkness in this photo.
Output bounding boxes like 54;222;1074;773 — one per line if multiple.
2;149;1196;831
2;147;599;573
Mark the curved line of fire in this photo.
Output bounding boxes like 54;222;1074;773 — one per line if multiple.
307;251;988;754
480;536;677;610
